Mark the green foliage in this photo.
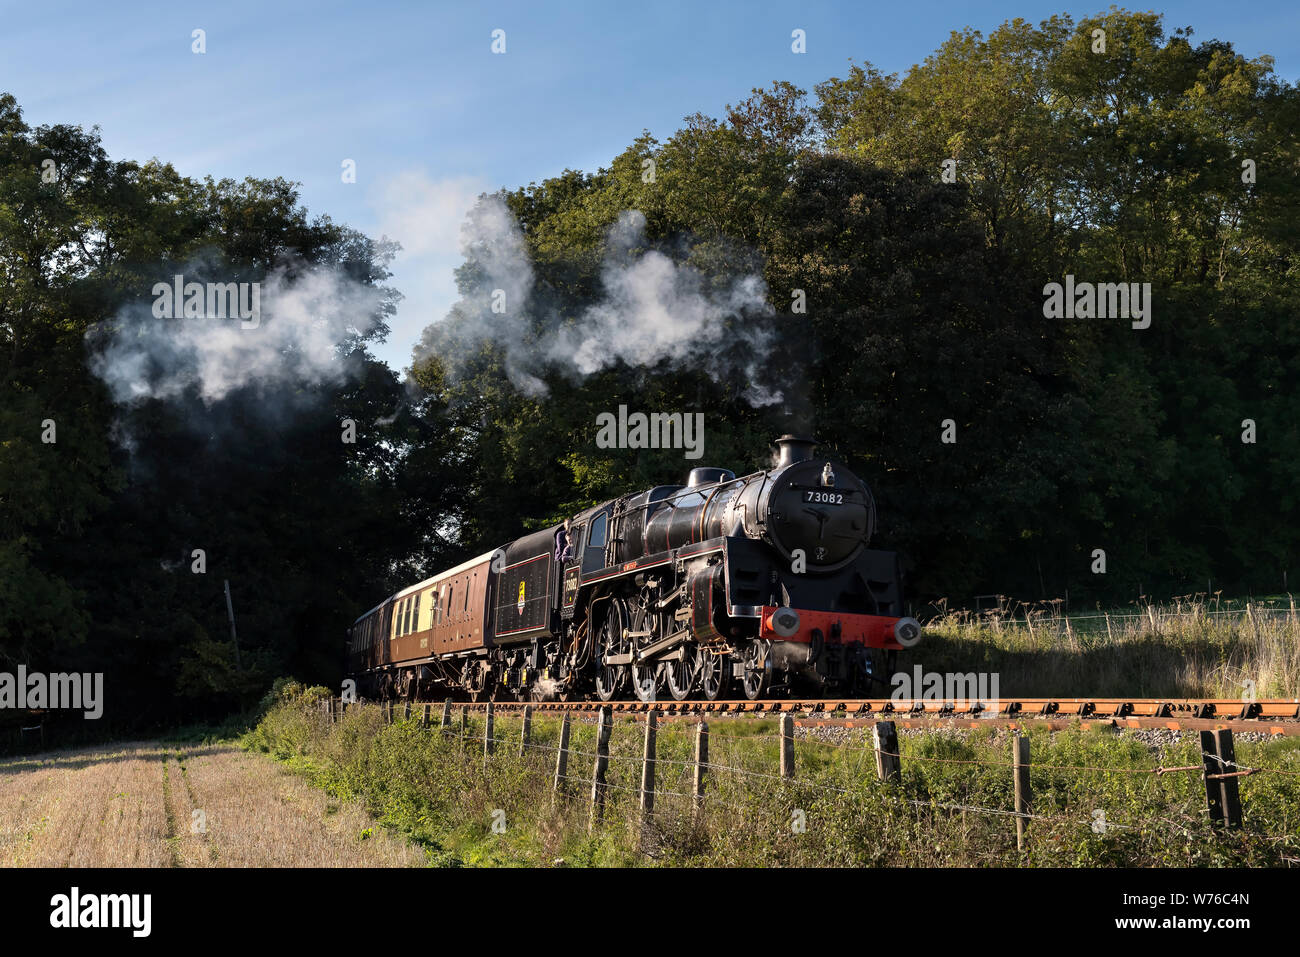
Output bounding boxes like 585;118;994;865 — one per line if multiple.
246;699;1300;867
3;6;1299;730
0;92;462;722
411;8;1300;603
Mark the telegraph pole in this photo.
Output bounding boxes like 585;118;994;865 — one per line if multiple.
223;579;242;670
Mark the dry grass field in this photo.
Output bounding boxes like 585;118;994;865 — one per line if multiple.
0;741;425;867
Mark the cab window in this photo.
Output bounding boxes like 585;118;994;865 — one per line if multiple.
588;512;607;548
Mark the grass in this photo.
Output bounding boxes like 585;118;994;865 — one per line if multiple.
244;695;1300;868
915;597;1300;698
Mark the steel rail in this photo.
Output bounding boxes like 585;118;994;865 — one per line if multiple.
390;696;1300;734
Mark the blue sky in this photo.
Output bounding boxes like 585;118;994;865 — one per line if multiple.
4;0;1298;370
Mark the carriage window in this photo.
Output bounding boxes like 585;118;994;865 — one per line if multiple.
588;512;607;548
463;578;470;612
413;592;422;631
446;585;455;619
402;598;412;635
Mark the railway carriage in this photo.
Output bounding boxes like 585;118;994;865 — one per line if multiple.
346;436;920;702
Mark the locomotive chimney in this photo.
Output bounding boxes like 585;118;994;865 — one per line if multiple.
773;435;817;468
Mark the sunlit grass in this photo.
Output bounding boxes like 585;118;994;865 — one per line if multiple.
246;695;1300;868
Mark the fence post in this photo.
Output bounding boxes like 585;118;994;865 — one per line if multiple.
520;705;533;757
422;703;431;728
693;720;708;813
553;712;571;803
460;707;467;752
484;700;495;760
1013;732;1032;851
384;701;392;724
589;706;612;832
1201;729;1243;829
1215;730;1243;829
780;713;795;779
403;701;412;722
872;720;900;783
441;698;452;733
640;711;658;820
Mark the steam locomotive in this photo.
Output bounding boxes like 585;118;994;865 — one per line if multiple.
344;436;920;702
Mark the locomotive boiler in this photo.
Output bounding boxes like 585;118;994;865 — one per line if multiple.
345;436;919;703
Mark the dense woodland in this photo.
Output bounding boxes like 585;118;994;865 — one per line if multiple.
2;10;1297;722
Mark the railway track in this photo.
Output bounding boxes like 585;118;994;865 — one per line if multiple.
396;696;1300;735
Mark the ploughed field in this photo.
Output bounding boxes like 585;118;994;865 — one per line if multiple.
0;742;422;867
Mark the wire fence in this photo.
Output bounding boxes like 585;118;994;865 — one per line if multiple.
921;595;1299;628
302;697;1300;863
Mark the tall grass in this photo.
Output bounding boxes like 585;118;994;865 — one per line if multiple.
245;696;1300;868
917;598;1300;698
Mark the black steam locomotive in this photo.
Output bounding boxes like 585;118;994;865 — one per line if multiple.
345;436;919;702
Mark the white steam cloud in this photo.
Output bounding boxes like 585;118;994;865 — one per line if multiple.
88;261;388;404
421;200;783;406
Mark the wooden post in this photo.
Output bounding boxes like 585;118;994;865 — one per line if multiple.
1201;729;1243;829
640;711;658;818
441;698;452;733
872;720;900;782
484;700;495;759
385;701;393;724
780;713;795;779
553;712;571;801
693;720;708;812
460;707;467;752
520;705;533;757
1013;733;1032;851
1201;730;1225;827
422;703;431;728
403;701;412;722
1214;730;1243;829
589;706;612;831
